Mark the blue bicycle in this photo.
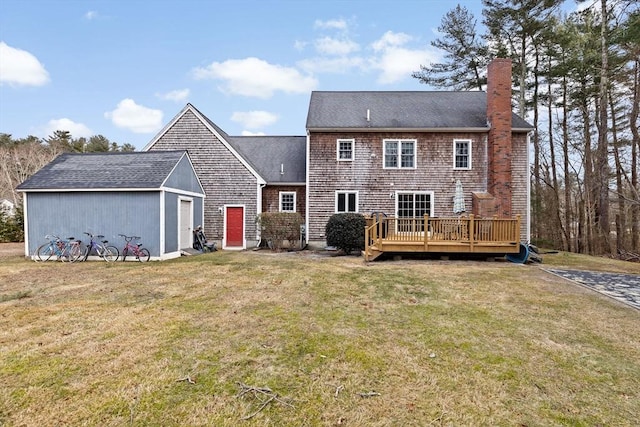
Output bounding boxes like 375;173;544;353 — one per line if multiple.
80;232;119;262
34;234;83;262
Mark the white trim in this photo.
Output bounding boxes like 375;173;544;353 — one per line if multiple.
178;196;194;250
453;139;472;170
160;187;205;198
22;195;29;257
279;191;297;212
526;132;532;243
159;151;206;195
383;139;417;169
336;138;355;161
160;191;166;256
335;190;359;213
394;191;435;217
223;204;246;250
305;131;310;245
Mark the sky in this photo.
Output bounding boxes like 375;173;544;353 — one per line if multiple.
0;0;584;150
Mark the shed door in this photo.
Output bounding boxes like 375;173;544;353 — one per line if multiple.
179;199;192;249
225;206;244;247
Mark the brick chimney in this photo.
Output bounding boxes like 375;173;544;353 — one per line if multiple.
486;58;513;217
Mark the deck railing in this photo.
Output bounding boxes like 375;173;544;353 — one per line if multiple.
364;214;521;259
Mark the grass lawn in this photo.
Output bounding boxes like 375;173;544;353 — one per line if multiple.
1;248;639;426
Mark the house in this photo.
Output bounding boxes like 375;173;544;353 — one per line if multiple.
305;58;533;255
16;151;204;260
141;58;531;256
0;199;15;217
144;105;306;250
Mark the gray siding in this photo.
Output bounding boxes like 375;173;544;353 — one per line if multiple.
148;110;259;245
163;155;204;195
25;191;161;256
164;192;179;253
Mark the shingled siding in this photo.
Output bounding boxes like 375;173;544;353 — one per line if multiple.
511;132;529;241
148;111;259;246
307;132;490;243
262;185;306;216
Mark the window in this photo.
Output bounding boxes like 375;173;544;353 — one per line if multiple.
453;139;472;169
384;140;416;169
396;192;433;232
336;191;358;213
337;139;354;161
279;192;296;212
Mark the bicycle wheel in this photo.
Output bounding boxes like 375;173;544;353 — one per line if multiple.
137;248;150;262
120;247;128;262
36;243;55;262
102;245;119;262
68;243;83;262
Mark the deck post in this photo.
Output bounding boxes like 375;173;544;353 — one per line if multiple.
364;224;370;262
515;214;521;243
469;214;475;251
424;214;429;250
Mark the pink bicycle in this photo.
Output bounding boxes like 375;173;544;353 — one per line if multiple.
117;234;150;262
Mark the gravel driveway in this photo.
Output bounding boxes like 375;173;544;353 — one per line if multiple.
544;268;640;310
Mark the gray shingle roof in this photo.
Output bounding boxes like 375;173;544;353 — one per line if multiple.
228;136;306;184
17;151;187;190
306;91;533;130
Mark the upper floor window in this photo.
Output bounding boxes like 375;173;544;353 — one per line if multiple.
453;139;472;170
384;140;416;169
336;191;358;213
337;139;354;161
279;191;296;212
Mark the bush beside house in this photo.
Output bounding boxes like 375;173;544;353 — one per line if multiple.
325;213;365;255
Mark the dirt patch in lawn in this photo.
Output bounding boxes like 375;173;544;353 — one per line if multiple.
0;242;23;259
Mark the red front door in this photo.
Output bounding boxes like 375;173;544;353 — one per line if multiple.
226;206;244;247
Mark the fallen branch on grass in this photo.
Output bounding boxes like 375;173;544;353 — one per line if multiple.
176;376;196;384
236;382;294;420
357;391;381;398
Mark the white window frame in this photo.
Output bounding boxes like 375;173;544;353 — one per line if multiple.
279;191;296;212
336;139;354;161
335;191;359;213
395;191;433;233
453;139;472;170
383;139;416;169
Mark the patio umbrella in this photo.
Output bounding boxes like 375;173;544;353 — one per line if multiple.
453;179;466;215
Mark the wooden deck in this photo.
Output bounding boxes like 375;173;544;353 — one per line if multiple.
364;214;521;261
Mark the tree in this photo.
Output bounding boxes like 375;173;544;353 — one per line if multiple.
412;5;488;90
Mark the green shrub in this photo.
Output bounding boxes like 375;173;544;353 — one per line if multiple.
0;206;23;243
256;212;304;251
325;213;365;255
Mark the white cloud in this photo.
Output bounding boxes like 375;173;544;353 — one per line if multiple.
192;57;317;98
314;36;359;56
314;19;348;31
104;99;163;133
368;31;433;84
84;11;98;20
297;56;365;74
157;89;190;103
0;42;50;87
372;46;434;84
45;118;92;138
371;31;414;52
241;130;266;136
294;40;308;51
231;111;278;129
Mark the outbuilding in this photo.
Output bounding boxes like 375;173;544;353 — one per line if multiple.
17;150;205;260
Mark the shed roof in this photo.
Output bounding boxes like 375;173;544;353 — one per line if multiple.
227;136;306;184
306;91;533;131
17;151;190;191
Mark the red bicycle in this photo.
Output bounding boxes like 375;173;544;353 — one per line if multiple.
117;234;150;262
